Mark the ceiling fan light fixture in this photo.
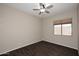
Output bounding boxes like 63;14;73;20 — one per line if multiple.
40;9;45;12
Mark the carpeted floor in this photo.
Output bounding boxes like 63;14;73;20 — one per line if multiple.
0;41;78;56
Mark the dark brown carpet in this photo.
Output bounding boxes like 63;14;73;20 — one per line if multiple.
0;41;78;56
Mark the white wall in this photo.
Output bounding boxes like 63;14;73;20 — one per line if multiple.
42;6;78;49
0;5;42;54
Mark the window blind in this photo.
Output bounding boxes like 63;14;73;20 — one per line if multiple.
53;18;72;25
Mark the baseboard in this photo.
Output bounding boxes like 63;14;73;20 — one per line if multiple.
0;40;78;55
0;40;42;55
42;40;78;51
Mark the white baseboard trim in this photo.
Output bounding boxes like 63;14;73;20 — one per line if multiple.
0;40;41;55
43;40;78;50
0;40;78;55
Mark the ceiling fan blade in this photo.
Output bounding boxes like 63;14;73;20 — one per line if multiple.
33;9;40;11
45;10;50;13
39;3;45;9
43;4;45;8
46;5;53;9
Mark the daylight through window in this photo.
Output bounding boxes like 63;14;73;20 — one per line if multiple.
54;18;72;36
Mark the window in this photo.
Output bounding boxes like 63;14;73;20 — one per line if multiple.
54;24;61;35
53;18;72;36
54;24;72;36
62;24;72;35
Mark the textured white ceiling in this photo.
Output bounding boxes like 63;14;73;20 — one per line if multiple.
4;3;77;18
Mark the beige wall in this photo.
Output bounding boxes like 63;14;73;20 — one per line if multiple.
77;4;79;53
0;4;78;54
42;6;78;49
0;5;42;54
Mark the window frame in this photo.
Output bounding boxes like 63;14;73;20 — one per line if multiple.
53;23;72;36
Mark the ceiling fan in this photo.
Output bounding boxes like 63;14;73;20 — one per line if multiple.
33;3;53;15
